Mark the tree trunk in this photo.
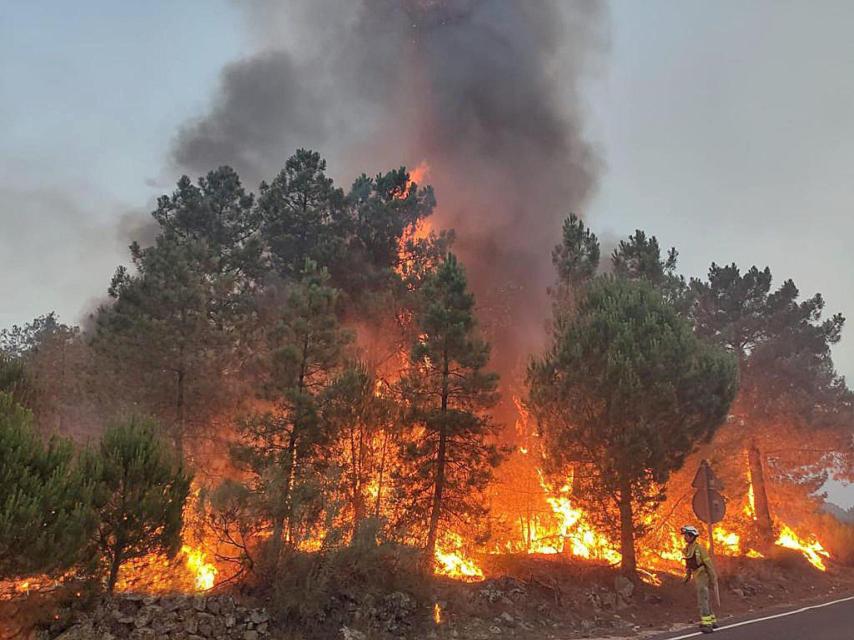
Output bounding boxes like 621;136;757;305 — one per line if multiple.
747;440;775;544
175;367;185;457
426;426;447;560
107;545;123;594
349;425;366;536
374;432;389;520
426;351;450;561
618;478;637;579
270;430;297;562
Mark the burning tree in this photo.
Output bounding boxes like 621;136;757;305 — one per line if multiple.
689;263;853;546
396;253;502;562
528;276;738;578
229;263;352;565
83;417;191;593
324;363;398;537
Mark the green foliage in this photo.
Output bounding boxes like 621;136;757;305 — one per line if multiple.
611;229;689;309
92;168;262;448
0;393;92;579
552;213;600;290
83;416;191;592
396;254;501;556
152;165;264;283
688;263;852;539
259;149;348;281
1;314;92;437
528;276;738;575
259;150;437;301
691;263;848;424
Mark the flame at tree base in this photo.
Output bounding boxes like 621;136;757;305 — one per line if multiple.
181;545;218;591
434;532;484;582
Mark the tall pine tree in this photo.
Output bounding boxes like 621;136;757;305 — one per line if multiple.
397;254;501;560
230;263;351;563
528;276;737;577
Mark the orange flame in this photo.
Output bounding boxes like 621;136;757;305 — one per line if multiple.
434;532;484;581
534;470;621;563
181;545;218;591
775;524;830;571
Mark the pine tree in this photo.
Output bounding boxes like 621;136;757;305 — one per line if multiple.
0;393;92;579
611;229;689;310
528;276;737;578
690;263;852;544
92;168;261;453
231;263;351;562
84;417;191;593
324;363;397;537
259;149;348;282
552;213;601;292
396;254;501;560
1;313;93;438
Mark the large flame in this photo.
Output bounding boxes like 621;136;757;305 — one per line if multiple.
181;545;218;591
775;524;830;571
537;471;621;563
434;531;484;581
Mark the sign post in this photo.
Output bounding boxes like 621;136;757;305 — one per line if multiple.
692;460;725;608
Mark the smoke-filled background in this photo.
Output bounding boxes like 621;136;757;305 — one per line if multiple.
2;1;854;504
171;0;606;377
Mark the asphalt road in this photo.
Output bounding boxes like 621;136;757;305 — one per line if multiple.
649;595;854;640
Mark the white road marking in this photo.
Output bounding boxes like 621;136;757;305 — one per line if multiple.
660;594;854;639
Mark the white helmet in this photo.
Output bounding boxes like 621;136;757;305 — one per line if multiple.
680;525;700;538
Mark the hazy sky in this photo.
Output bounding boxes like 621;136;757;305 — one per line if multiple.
1;1;852;505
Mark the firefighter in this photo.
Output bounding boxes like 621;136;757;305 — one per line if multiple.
681;525;717;633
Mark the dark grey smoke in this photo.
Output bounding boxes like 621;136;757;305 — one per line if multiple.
171;0;607;378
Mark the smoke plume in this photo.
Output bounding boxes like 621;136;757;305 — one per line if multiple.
171;0;607;380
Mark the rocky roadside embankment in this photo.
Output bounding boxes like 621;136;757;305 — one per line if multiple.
30;594;271;640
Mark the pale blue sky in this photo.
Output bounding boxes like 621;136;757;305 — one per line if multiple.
1;1;851;505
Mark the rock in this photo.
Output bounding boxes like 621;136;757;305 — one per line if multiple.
340;628;367;640
249;609;269;625
192;597;207;612
53;624;94;640
498;612;515;628
731;588;746;598
644;593;663;604
600;590;617;609
614;576;635;601
489;625;502;635
184;617;199;635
